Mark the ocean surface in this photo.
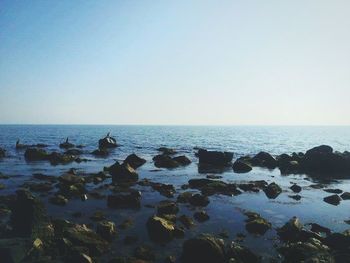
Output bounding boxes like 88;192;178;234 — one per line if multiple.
1;125;350;262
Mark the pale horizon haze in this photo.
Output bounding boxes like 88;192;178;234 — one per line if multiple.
0;0;349;125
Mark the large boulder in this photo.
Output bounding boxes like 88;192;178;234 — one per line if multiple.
264;182;282;199
251;152;278;169
232;160;252;173
153;154;180;169
227;241;261;263
182;234;226;263
277;217;303;242
96;221;117;241
146;215;175;243
244;212;271;235
98;134;117;149
197;149;233;166
323;194;341;206
124;154;146;169
110;162;139;183
24;148;48;161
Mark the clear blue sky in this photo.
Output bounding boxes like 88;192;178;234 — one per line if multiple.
0;0;349;125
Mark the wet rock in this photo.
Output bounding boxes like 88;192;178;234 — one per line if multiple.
189;193;210;207
182;234;225;263
150;182;175;198
188;179;241;196
47;151;76;165
251;152;278;169
177;192;194;203
173;155;191;166
324;230;350;251
158;147;177;155
341;192;350;200
157;200;179;215
26;182;53;192
232;160;252;173
33;173;57;183
309;223;331;235
323;194;341;205
324;188;342;194
0;147;6;158
110;162;139;183
194;210;210;222
197;149;233;167
227;241;261;263
91;148;109;157
118;218;133;230
244;212;271;235
59;138;75;149
107;190;141;209
146;215;175;243
49;195;68;206
206;174;222;179
99;134;117;149
24;148;48;161
0;238;30;263
290;184;302;193
72;253;93;263
96;221;117;241
278;217;303;242
264;182;282;199
134;245;155;261
153;154;180;169
279;238;334;263
59;173;85;185
289;194;301;201
178;215;195;229
65;148;83;155
124;154;146;169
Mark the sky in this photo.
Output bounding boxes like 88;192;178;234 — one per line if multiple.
0;0;349;125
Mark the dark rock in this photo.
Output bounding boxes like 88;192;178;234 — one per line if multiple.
194;211;210;222
290;184;302;193
153;154;180;169
0;238;30;263
158;147;177;155
107;190;141;209
110;162;139;183
244;212;271;235
306;145;333;155
341;192;350;200
49;195;68;206
324;188;342;194
173;155;191;166
323;194;341;205
197;149;233;167
91;148;109;157
177;192;194;203
188;179;241;196
59;173;85;185
134;245;155;261
59;138;75;149
309;223;331;235
278;217;303;242
27;182;53;192
232;160;252;173
227;241;261;263
251;152;278;169
24;148;48;161
47;152;76;165
178;215;195;229
146;215;175;243
33;173;57;183
264;182;282;199
157;201;179;215
99;134;117;149
124;154;146;169
324;231;350;251
96;221;117;241
0;147;5;158
289;194;301;201
65;148;83;155
182;234;225;263
189;194;210;207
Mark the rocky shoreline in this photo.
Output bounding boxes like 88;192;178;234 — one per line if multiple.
0;134;350;263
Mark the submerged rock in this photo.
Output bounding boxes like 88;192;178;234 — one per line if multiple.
264;182;282;199
227;241;261;263
49;195;68;206
146;215;175;243
107;190;141;208
24;148;48;161
124;153;146;169
182;234;225;263
197;149;233;167
110;162;139;183
188;179;241;196
232;160;252;173
99;133;117;149
178;215;195;229
341;192;350;200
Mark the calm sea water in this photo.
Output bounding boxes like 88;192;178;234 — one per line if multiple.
1;125;350;262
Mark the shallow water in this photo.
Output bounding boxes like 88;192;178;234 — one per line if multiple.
0;125;350;262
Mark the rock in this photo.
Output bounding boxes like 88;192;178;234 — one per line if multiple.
107;190;141;209
289;194;301;201
124;154;146;169
173;155;191;166
189;194;210;207
33;173;57;182
153;154;180;168
188;179;241;196
47;152;76;165
158;147;177;155
59;138;75;149
0;238;30;263
341;192;350;200
157;201;179;215
323;194;341;205
279;238;334;263
324;188;342;194
24;148;48;161
91;148;109;157
197;149;233;166
324;231;350;251
26;182;53;192
134;245;155;261
278;217;303;242
0;147;5;158
178;215;195;229
290;184;302;193
194;211;210;222
232;160;252;173
49;195;68;206
244;212;271;235
164;255;176;263
227;241;261;263
109;162;138;183
264;182;282;199
177;192;194;203
146;215;175;243
59;173;85;185
306;145;333;155
96;221;117;241
99;134;117;149
182;234;225;263
65;148;83;155
309;223;331;235
251;152;278;169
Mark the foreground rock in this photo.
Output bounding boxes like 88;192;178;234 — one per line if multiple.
197;149;233;167
323;194;341;205
107;190;141;208
264;182;282;199
124;153;146;169
98;133;117;148
109;162;138;183
182;234;225;263
96;221;117;241
227;241;261;263
147;215;175;243
244;211;271;235
153;154;191;169
232;160;252;173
